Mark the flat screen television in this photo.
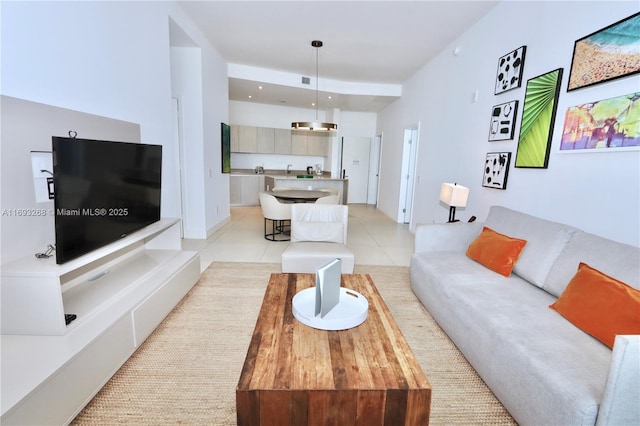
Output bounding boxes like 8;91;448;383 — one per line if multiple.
52;136;162;264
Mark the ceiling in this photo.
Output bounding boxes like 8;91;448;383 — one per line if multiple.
177;1;500;113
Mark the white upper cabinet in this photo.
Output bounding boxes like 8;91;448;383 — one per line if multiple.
231;125;328;156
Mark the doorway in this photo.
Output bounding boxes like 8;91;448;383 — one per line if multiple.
397;126;418;224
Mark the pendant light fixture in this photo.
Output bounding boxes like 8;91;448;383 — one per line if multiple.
291;40;338;132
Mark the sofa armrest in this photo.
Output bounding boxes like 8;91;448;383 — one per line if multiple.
596;335;640;426
414;221;483;253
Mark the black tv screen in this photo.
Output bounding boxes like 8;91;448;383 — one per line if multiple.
52;137;162;264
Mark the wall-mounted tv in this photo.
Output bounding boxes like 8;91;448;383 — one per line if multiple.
52;137;162;264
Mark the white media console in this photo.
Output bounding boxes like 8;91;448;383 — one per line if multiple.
1;218;200;425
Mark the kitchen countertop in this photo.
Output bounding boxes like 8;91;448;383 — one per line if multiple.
230;169;346;180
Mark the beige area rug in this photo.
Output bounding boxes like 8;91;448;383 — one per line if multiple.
72;262;516;425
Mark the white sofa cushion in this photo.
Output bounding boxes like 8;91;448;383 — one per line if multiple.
544;231;640;297
484;206;577;288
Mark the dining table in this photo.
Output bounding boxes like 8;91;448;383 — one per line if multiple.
266;189;329;203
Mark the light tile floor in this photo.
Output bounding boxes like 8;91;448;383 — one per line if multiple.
182;204;414;272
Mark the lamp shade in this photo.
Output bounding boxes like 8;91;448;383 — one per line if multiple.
439;183;469;207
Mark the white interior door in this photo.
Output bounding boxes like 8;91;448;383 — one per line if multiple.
397;127;418;224
171;98;186;237
367;134;382;205
341;137;371;204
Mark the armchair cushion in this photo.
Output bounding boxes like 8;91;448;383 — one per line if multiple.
291;222;344;243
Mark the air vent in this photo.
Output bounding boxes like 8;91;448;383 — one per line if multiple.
301;76;310;85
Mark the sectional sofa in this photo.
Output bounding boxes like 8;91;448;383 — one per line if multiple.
410;206;639;426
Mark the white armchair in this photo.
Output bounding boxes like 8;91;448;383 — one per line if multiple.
258;192;291;241
281;204;355;273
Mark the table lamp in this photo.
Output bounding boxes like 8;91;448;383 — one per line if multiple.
440;182;469;223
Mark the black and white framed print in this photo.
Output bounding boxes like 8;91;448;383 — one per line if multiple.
482;152;511;189
494;46;527;95
488;100;519;141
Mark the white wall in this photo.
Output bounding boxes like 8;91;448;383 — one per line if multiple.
377;1;640;246
168;7;231;239
1;1;230;259
171;46;207;238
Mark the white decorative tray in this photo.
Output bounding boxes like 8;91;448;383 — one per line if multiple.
292;287;369;331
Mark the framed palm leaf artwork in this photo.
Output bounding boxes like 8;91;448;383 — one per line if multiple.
515;68;563;168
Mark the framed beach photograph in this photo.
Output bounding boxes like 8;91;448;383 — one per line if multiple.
567;12;640;91
515;68;563;169
494;46;527;95
482;152;511;190
488;100;519;141
560;92;640;152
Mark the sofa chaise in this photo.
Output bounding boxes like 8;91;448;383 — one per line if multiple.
410;206;639;426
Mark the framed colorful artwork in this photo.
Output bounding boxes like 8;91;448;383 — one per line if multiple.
515;68;563;169
482;152;511;190
488;100;519;141
560;92;640;152
221;122;231;173
494;46;527;95
567;12;640;91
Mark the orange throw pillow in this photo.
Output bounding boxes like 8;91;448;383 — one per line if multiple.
466;226;527;277
550;262;640;349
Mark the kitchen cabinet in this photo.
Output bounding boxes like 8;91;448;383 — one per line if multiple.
291;131;328;156
237;126;258;153
257;127;275;153
307;132;328;156
274;129;291;154
230;175;264;206
231;125;328;156
291;131;309;155
230;125;240;152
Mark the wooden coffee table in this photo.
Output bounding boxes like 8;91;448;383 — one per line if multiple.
236;273;431;425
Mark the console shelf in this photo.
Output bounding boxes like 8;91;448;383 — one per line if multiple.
1;218;201;425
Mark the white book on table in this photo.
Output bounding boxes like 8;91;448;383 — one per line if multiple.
315;258;342;318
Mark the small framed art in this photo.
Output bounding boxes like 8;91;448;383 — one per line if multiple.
488;100;519;141
494;46;527;95
482;152;511;190
567;12;640;92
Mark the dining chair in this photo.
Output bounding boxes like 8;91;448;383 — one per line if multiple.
258;192;291;241
315;194;340;204
281;204;354;273
317;188;341;203
318;188;340;195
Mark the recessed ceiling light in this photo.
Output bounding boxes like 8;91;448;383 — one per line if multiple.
258;86;263;90
328;96;332;100
248;95;252;99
